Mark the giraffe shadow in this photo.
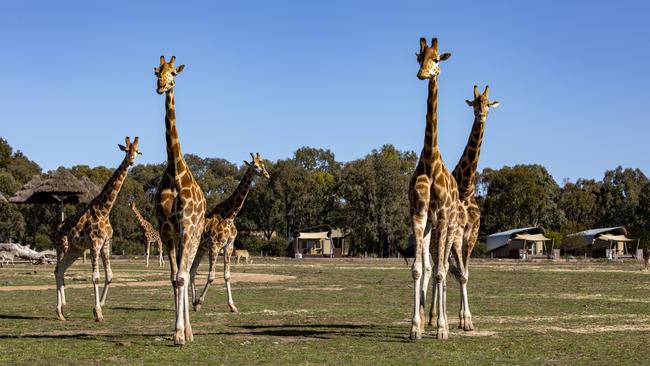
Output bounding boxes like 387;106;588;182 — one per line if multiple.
234;323;407;342
0;314;50;320
110;306;170;312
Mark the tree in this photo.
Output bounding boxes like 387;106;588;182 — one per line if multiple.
338;145;416;256
559;178;600;232
478;164;566;239
596;166;648;229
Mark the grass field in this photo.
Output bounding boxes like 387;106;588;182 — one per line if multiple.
0;257;648;365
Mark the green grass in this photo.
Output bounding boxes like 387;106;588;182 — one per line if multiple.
0;258;648;365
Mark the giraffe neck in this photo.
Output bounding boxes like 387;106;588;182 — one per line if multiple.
420;77;442;171
210;166;256;219
131;204;151;230
165;89;184;173
91;156;131;216
453;113;486;199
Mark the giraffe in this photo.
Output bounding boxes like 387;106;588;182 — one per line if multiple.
130;201;165;267
154;55;206;346
428;85;499;331
54;137;141;321
190;152;269;312
408;37;458;340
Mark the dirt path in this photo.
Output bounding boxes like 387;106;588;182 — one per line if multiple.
0;272;295;292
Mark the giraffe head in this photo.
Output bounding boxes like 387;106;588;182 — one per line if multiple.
154;56;185;94
465;85;500;120
416;37;451;80
244;152;270;179
118;136;142;166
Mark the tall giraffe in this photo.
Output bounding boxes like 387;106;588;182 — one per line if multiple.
130;202;165;267
154;56;206;346
429;85;499;331
54;137;141;321
408;37;458;340
190;152;269;312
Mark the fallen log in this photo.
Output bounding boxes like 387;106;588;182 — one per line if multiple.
0;243;56;264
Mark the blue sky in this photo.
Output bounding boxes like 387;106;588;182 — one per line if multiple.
1;1;648;183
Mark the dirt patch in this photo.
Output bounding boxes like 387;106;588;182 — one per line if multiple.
0;272;295;292
454;330;498;337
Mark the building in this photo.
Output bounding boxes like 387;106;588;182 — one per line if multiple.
567;227;637;259
289;225;350;258
486;226;553;259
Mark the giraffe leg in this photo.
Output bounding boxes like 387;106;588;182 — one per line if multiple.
410;212;427;340
460;218;480;331
434;211;450;340
55;246;82;320
223;242;238;313
90;244;104;322
159;240;165;267
99;240;113;307
145;240;150;268
419;226;432;334
190;244;206;311
196;244;217;311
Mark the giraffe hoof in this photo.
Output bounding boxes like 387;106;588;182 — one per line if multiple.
436;328;449;340
463;318;474;331
193;302;201;312
56;310;66;321
229;305;239;313
174;331;185;346
409;326;422;341
93;307;104;322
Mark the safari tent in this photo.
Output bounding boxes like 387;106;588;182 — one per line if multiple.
289;225;350;258
486;226;553;259
567;227;637;259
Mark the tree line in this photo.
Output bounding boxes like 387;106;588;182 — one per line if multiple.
0;137;648;257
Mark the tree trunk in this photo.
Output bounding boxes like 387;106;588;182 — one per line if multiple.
0;243;56;263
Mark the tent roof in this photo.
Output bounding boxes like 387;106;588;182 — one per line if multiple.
514;233;551;242
9;167;98;204
598;234;634;242
295;231;330;240
486;226;546;252
568;227;632;246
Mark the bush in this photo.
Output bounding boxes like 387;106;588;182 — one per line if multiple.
237;235;288;256
111;237;143;256
471;241;489;258
34;233;52;251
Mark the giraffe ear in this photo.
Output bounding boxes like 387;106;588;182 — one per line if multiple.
174;65;185;75
489;101;500;108
439;52;451;61
118;144;127;151
465;100;474;107
243;160;251;167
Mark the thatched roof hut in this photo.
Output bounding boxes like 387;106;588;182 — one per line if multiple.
8;167;99;221
78;176;101;203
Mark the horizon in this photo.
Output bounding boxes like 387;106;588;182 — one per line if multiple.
2;1;649;183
